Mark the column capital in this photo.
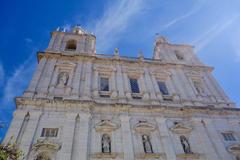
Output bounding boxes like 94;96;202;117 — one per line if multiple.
155;117;166;123
120;114;131;122
79;112;91;120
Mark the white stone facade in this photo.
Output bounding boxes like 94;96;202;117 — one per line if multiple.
3;26;240;160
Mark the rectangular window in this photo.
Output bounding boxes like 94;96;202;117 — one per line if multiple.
222;132;236;141
157;81;169;95
129;78;140;93
100;77;109;91
41;128;58;137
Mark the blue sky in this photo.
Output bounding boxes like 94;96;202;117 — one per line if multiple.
0;0;240;140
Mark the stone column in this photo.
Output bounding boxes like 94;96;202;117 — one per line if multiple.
57;113;76;160
143;68;157;101
203;118;232;160
47;32;57;50
19;111;42;159
78;113;91;160
170;69;187;99
71;62;82;98
150;74;163;100
56;33;65;52
178;69;196;99
155;117;176;160
193;118;220;159
139;74;149;100
92;69;99;97
3;111;27;144
24;57;47;97
123;72;131;99
110;69;118;98
82;62;92;99
120;114;135;160
71;115;80;160
116;64;125;100
37;58;57;98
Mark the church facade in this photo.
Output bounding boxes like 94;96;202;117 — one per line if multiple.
3;26;240;160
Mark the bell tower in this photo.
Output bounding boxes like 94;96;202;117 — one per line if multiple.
46;25;96;55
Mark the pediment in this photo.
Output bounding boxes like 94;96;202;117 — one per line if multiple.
56;61;76;67
170;122;192;134
95;120;119;132
32;139;61;151
185;70;202;78
150;69;171;79
93;65;116;72
133;121;156;133
228;144;240;155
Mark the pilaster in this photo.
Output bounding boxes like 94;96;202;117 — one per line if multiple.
203;118;232;160
57;113;77;160
155;117;176;160
120;114;135;160
24;57;47;97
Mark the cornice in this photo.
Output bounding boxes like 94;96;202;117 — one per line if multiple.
15;97;240;117
37;51;214;72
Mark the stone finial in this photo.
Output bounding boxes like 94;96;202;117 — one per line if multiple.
138;51;144;60
114;48;119;57
155;36;168;45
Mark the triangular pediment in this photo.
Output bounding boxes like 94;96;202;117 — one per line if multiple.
95;120;119;132
134;121;156;133
170;122;192;134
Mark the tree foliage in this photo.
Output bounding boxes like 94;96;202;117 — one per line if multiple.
0;137;23;160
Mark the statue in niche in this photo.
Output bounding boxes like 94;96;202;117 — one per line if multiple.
142;135;153;153
193;81;204;94
180;135;192;154
35;153;51;160
102;134;111;153
57;72;69;87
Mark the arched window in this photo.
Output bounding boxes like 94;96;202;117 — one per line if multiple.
101;134;111;153
65;40;77;51
142;135;153;153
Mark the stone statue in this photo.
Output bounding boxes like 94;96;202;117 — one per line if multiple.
142;135;153;153
57;72;69;87
102;134;111;153
180;135;192;154
35;154;51;160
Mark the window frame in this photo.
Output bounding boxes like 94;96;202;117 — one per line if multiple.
65;39;77;51
221;132;236;141
129;78;140;94
157;81;169;96
41;128;59;138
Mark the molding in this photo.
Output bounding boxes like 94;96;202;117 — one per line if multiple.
176;153;201;159
32;139;61;151
169;122;193;134
95;120;119;132
133;121;156;133
228;144;240;155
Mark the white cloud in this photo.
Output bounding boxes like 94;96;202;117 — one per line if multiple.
193;14;240;52
0;63;4;87
160;0;205;30
93;0;145;52
1;53;36;107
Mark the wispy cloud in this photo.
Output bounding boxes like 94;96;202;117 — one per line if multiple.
0;63;4;87
193;14;240;52
1;53;36;107
93;0;145;52
160;0;205;30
